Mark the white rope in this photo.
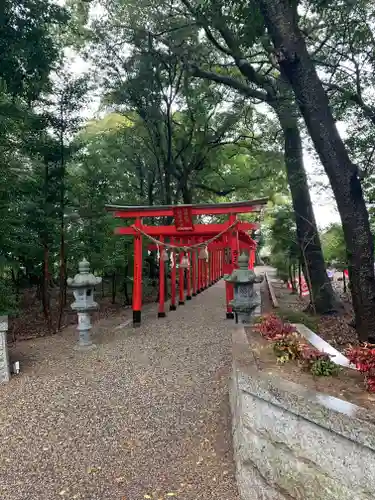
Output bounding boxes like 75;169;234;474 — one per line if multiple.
131;220;239;251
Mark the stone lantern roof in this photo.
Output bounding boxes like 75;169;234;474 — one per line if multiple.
67;258;102;289
224;252;263;284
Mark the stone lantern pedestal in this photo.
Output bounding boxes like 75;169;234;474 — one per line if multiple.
224;252;263;324
67;259;102;350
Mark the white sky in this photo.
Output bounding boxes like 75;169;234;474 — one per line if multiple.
303;144;342;230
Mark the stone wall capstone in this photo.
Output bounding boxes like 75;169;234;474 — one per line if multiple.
230;325;375;500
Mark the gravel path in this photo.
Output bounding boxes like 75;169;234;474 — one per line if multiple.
0;281;239;500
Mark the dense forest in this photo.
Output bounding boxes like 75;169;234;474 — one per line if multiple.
2;0;375;340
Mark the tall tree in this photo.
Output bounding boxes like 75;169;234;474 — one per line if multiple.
256;0;375;339
0;0;69;318
43;72;89;329
90;14;284;206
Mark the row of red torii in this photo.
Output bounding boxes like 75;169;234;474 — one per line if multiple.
106;199;268;326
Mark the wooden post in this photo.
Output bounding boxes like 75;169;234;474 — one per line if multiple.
192;249;197;296
215;248;219;281
179;244;185;305
209;249;212;285
170;237;177;311
203;258;207;289
224;237;233;318
207;249;209;286
230;214;239;269
158;236;166;318
207;249;210;286
186;243;192;300
205;244;209;289
133;217;143;327
214;248;219;282
197;241;202;293
226;215;238;319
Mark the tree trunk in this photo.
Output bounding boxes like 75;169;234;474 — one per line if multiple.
298;262;302;297
11;269;20;303
42;243;51;329
111;271;116;304
123;264;131;305
258;0;375;340
57;226;66;331
288;264;295;292
42;161;51;331
273;101;341;313
164;263;169;301
57;199;66;331
164;103;173;205
182;184;192;204
57;101;67;332
63;258;67;306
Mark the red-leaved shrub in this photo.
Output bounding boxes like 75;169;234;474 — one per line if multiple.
254;314;296;340
346;344;375;392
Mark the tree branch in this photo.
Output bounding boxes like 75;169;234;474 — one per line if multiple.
324;82;375;125
193;183;237;196
194;174;269;196
188;65;269;102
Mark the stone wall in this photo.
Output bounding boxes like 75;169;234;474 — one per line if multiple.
0;315;10;383
231;326;375;500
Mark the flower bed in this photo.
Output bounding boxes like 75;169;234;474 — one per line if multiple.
254;314;340;377
254;314;375;393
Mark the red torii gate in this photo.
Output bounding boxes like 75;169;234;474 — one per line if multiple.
106;199;267;326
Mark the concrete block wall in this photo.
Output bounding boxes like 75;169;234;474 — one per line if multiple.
231;326;375;500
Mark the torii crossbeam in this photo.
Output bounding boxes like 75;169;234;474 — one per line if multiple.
106;198;267;326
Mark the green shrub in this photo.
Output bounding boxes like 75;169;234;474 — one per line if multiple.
0;279;16;316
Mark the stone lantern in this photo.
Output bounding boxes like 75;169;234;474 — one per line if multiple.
224;252;263;324
67;258;102;350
